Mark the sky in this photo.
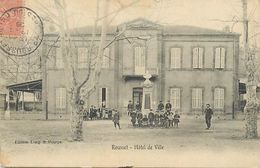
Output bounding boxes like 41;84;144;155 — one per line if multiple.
23;0;260;46
0;0;259;44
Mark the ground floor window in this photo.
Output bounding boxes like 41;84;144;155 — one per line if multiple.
214;88;225;109
55;87;66;113
170;88;181;109
192;88;203;109
99;88;109;108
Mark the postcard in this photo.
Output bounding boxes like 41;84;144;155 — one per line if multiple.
0;0;260;167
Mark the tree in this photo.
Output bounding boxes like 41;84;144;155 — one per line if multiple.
41;0;140;141
242;0;258;139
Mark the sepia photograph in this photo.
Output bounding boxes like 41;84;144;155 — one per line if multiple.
0;0;260;167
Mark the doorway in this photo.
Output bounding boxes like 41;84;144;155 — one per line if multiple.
133;87;143;109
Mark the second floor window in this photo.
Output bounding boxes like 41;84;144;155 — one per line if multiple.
102;48;110;68
134;46;145;75
170;47;181;69
215;47;226;69
56;47;64;69
192;47;203;69
78;47;88;69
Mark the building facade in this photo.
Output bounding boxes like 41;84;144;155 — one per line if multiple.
44;18;240;119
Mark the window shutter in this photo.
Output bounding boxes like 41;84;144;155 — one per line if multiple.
171;48;181;69
198;48;203;68
192;88;202;108
215;48;221;68
176;48;181;68
193;48;198;68
170;88;180;109
62;88;66;109
214;88;224;109
220;48;225;68
106;88;109;108
56;88;66;112
99;88;102;107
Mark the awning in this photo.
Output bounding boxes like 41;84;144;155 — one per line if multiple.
6;79;42;92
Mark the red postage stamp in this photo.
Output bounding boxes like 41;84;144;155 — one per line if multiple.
0;0;43;56
0;0;24;37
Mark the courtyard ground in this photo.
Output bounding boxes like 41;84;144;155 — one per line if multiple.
0;117;260;167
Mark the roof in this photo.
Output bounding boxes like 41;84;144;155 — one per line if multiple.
6;79;42;92
163;25;239;36
69;26;117;35
45;18;240;37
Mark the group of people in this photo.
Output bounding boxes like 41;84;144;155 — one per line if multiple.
83;105;114;121
84;101;214;130
127;100;180;128
127;100;214;130
130;110;180;128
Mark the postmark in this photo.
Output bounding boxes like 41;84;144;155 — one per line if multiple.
0;7;43;56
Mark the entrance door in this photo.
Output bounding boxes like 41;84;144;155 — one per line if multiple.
133;87;143;110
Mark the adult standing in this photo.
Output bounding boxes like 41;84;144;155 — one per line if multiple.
130;110;137;126
137;111;143;127
165;100;172;112
135;101;141;112
148;109;155;127
113;110;121;129
127;100;134;116
157;101;164;112
204;104;213;129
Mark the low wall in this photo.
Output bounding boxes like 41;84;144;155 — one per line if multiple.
9;111;45;120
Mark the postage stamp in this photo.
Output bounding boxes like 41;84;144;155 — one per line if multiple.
0;6;43;56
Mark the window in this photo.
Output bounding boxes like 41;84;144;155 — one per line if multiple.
99;88;109;108
102;48;110;68
215;47;225;69
55;88;66;111
78;47;88;68
170;88;181;109
192;47;203;68
56;47;64;68
170;48;181;69
192;88;203;108
214;88;224;109
134;46;145;75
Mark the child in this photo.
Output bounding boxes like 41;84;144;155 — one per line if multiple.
173;111;180;128
154;110;160;127
168;112;174;127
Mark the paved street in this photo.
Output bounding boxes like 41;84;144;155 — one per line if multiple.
1;117;260;167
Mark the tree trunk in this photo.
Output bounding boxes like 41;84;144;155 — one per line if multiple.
70;90;84;141
245;83;258;138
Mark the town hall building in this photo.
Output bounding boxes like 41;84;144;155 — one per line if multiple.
44;18;240;119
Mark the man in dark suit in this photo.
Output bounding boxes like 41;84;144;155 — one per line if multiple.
113;110;121;129
135;101;141;112
204;104;213;129
127;100;134;116
157;101;164;112
165;100;172;112
148;109;155;127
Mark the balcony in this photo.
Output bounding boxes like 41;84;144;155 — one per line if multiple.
122;68;158;81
